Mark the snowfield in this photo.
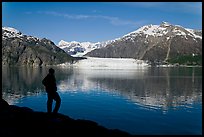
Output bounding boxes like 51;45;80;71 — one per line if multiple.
59;57;149;69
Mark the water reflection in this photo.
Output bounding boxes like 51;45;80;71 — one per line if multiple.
85;68;202;111
2;66;202;111
57;69;147;92
57;67;202;112
2;66;73;104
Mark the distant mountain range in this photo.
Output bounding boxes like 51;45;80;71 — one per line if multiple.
2;21;202;66
57;40;113;57
58;22;202;65
2;27;74;66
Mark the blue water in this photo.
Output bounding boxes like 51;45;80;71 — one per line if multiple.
2;66;202;135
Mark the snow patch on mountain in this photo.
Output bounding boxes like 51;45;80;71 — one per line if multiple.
3;27;21;34
2;27;23;39
2;26;40;41
185;28;202;39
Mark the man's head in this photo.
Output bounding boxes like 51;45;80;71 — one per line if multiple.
49;68;55;74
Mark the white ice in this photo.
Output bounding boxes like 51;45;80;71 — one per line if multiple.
59;57;149;69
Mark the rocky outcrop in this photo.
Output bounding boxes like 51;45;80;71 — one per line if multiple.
2;27;74;66
0;99;133;136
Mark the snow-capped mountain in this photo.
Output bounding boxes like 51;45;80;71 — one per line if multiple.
86;21;202;64
2;27;73;66
57;40;113;57
121;21;201;41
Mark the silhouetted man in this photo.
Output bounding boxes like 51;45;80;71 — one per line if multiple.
42;68;61;114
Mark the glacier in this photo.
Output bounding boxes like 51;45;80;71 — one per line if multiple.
58;57;149;69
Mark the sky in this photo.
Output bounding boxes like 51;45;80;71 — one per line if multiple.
2;2;202;44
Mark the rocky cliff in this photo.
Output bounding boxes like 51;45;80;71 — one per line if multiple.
2;27;74;66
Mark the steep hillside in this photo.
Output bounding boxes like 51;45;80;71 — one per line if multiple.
2;27;74;66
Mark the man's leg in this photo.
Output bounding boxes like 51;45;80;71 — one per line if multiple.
47;94;53;113
53;92;61;114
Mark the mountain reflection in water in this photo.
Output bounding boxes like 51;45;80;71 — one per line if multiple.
2;66;73;104
58;67;202;113
2;66;202;112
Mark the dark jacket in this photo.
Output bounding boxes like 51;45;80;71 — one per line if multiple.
42;74;57;93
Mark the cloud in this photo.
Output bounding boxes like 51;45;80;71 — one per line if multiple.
37;11;145;27
98;15;145;26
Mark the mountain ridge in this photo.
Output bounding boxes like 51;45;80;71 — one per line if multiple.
2;27;74;66
85;22;202;65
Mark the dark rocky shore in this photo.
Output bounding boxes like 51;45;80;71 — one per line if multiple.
0;99;133;137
